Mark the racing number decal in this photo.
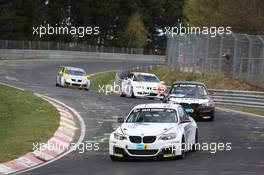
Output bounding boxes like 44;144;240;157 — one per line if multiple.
136;144;148;150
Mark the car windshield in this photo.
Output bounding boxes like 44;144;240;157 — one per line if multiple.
126;108;177;123
170;84;208;97
133;74;160;83
65;69;86;76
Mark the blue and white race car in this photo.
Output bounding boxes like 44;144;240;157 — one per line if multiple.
109;103;198;160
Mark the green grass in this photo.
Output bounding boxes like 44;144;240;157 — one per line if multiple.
88;68;264;117
90;71;117;91
151;66;264;92
217;104;264;116
0;85;59;163
151;66;170;79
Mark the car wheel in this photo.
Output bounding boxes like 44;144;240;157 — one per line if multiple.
120;91;126;97
128;87;135;98
110;155;120;161
191;129;198;152
60;77;65;87
178;136;186;159
85;85;89;91
209;113;214;121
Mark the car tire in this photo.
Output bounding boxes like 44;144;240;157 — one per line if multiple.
178;136;186;159
191;129;198;152
128;87;135;98
120;91;126;97
85;85;89;91
60;77;65;87
209;113;214;121
110;155;120;161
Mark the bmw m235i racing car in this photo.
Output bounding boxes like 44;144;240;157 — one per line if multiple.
56;66;90;90
109;103;198;160
163;81;215;121
120;72;166;98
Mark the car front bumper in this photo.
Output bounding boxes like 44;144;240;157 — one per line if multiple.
181;104;215;119
109;135;182;158
65;79;90;87
133;89;165;98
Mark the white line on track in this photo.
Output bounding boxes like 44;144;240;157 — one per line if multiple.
0;83;86;175
5;76;19;81
216;107;264;118
12;94;86;175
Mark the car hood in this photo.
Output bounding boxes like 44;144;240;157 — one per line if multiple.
120;123;176;136
168;94;210;104
133;81;164;87
67;75;84;79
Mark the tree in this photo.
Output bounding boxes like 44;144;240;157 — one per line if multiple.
124;12;148;48
184;0;264;35
0;0;47;40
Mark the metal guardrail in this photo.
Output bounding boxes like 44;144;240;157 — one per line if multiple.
0;49;165;64
115;65;264;109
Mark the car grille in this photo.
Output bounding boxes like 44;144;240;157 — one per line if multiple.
129;136;141;143
148;93;158;96
180;103;200;110
129;136;156;143
143;136;156;143
127;149;158;155
71;79;82;83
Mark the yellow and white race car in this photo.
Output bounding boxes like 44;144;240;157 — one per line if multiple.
56;66;90;90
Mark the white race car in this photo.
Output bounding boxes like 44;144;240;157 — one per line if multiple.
120;72;166;98
109;103;198;160
56;66;90;90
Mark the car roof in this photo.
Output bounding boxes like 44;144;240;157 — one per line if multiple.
63;66;85;72
131;72;156;76
133;103;180;110
172;81;206;87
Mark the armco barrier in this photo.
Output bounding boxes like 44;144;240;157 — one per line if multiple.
115;66;264;110
0;49;165;64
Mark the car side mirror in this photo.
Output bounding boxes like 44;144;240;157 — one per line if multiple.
160;81;165;84
117;117;125;123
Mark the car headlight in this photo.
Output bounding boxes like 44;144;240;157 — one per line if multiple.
159;133;177;140
83;75;89;80
114;132;127;140
201;100;215;107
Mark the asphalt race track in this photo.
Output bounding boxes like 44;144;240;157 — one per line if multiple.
0;59;264;175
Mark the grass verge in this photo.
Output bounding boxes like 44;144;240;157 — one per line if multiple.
152;66;264;92
217;104;264;116
90;71;117;91
0;84;60;163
